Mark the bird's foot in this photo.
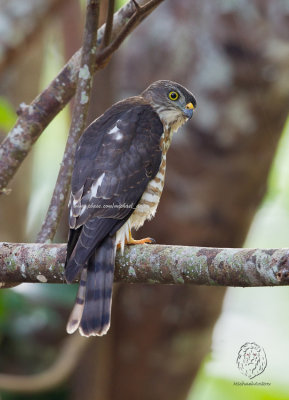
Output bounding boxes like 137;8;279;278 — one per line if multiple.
116;231;155;249
127;236;156;245
127;230;155;245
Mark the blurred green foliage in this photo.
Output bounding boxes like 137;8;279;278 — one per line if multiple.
116;0;127;8
245;118;289;248
25;27;68;240
1;389;68;400
191;360;289;400
0;98;16;132
0;290;63;400
268;118;289;202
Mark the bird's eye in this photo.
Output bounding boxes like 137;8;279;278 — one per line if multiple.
168;91;179;101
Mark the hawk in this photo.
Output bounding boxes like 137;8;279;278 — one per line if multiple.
65;80;196;337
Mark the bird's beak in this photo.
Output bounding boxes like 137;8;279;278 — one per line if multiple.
183;102;195;119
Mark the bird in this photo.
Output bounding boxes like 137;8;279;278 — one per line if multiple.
65;80;196;337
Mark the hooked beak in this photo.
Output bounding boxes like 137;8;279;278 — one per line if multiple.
183;102;195;119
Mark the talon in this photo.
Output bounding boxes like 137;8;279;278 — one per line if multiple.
128;237;155;245
127;230;155;245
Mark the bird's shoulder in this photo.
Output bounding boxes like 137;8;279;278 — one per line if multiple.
82;96;161;139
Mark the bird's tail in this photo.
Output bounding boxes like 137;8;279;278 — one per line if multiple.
66;235;116;337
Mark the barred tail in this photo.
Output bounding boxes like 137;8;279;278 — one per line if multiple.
66;266;87;334
66;235;116;337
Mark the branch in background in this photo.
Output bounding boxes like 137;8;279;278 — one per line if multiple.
1;242;289;286
101;0;115;48
36;0;100;243
0;334;89;393
0;0;164;194
0;0;68;75
95;0;160;63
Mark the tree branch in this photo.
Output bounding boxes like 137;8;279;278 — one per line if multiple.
0;0;164;194
0;334;89;393
36;0;100;243
101;0;115;48
95;0;161;62
1;242;289;286
0;0;68;75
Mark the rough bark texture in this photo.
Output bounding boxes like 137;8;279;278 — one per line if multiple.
0;242;289;286
95;1;288;400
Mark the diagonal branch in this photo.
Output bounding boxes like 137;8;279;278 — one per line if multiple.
0;0;164;194
36;0;100;243
1;242;289;286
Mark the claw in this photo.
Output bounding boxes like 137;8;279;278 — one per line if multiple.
127;236;155;245
127;230;155;245
117;230;155;249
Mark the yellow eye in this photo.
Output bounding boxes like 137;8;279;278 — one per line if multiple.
168;91;179;101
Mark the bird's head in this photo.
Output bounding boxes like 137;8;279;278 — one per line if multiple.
141;80;197;125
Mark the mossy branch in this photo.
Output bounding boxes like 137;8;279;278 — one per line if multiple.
0;242;289;287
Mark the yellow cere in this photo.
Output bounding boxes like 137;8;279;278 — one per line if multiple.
186;102;194;110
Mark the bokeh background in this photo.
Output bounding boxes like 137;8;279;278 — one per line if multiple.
0;0;289;399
